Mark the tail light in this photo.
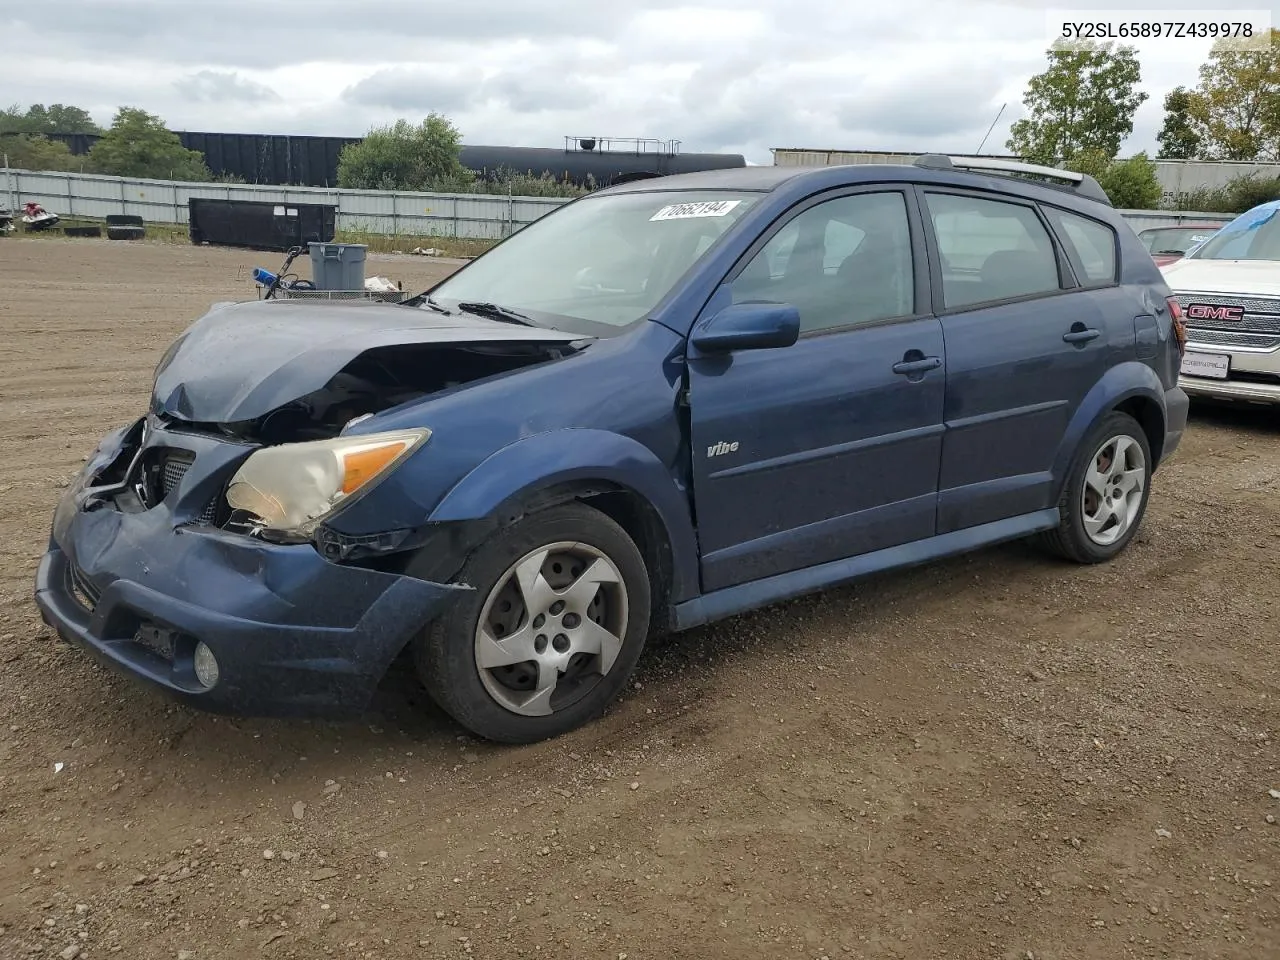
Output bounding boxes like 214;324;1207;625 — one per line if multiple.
1167;297;1187;357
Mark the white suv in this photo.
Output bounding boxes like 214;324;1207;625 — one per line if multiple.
1161;200;1280;403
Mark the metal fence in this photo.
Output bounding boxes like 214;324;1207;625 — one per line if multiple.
1;166;572;240
1116;209;1235;233
0;165;1237;242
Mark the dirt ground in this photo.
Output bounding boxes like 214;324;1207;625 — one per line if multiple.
0;238;1276;960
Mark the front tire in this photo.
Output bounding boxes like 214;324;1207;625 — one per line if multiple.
1039;411;1153;564
413;502;651;744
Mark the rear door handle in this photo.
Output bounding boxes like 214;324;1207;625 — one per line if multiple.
1063;327;1101;344
892;356;942;375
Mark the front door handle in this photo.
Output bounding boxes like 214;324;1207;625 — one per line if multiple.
1063;325;1101;344
892;355;942;375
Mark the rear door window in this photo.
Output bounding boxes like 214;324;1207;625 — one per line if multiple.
924;192;1063;309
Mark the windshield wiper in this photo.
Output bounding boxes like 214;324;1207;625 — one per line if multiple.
457;301;538;327
421;295;452;314
400;291;451;312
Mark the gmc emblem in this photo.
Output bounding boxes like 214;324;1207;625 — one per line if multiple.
1186;303;1245;322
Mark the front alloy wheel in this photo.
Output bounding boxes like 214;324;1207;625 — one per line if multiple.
475;542;629;717
414;502;651;744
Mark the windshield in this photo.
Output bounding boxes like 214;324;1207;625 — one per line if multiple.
1190;203;1280;261
425;190;761;335
1139;226;1218;255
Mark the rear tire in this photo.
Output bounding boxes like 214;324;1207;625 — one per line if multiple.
413;502;651;744
1039;411;1152;564
106;225;145;241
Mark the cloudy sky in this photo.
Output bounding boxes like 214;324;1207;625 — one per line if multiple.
1;0;1272;163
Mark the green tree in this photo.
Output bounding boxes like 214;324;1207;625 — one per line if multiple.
0;103;101;135
1186;28;1280;160
336;114;473;191
87;107;211;180
1099;153;1163;208
0;133;79;171
1168;173;1280;213
1007;42;1148;165
1066;149;1163;209
1156;87;1202;159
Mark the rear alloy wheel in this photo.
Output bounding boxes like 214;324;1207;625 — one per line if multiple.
1039;411;1153;564
1079;434;1146;547
414;503;650;743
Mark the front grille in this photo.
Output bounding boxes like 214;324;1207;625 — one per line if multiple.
68;563;100;612
1176;292;1280;315
161;451;194;498
155;450;219;525
1173;292;1280;336
133;623;176;663
196;497;218;525
1185;328;1280;350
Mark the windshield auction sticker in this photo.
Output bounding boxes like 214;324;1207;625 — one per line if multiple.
650;200;742;221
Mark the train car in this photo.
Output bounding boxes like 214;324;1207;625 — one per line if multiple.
462;138;746;188
45;132;745;189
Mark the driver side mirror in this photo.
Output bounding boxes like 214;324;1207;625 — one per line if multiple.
690;301;800;354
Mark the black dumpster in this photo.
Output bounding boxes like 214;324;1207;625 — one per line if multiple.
188;198;337;251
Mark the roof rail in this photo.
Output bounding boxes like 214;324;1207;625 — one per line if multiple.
913;154;1112;206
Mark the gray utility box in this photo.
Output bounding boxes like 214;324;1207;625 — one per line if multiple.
308;242;367;291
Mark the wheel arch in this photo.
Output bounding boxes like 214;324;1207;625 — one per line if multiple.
1112;393;1166;467
424;429;700;628
1052;363;1169;502
491;479;678;635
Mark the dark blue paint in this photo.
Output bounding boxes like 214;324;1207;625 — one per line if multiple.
1133;314;1159;360
425;428;702;605
933;288;1127;532
689;301;800;353
34;419;467;715
675;509;1064;630
688;314;947;592
1050;361;1184;481
36;161;1189;718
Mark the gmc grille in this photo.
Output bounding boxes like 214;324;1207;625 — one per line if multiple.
1173;292;1280;337
1184;328;1280;351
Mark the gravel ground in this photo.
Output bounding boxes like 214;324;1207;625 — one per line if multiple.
0;238;1276;960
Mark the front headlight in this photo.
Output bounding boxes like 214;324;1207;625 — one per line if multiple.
226;428;430;538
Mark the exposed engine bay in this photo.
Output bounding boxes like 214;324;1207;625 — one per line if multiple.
75;298;598;552
168;340;581;445
64;338;585;555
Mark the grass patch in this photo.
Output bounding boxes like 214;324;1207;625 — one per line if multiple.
3;217;499;258
2;217;190;244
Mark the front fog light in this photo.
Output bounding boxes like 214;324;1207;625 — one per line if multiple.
193;642;220;689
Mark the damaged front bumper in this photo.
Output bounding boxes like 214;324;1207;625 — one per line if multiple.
33;419;467;717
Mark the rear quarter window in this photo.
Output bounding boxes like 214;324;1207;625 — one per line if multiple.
1043;207;1117;285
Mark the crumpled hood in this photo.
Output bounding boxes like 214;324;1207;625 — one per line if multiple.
151;298;587;423
1161;257;1280;297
